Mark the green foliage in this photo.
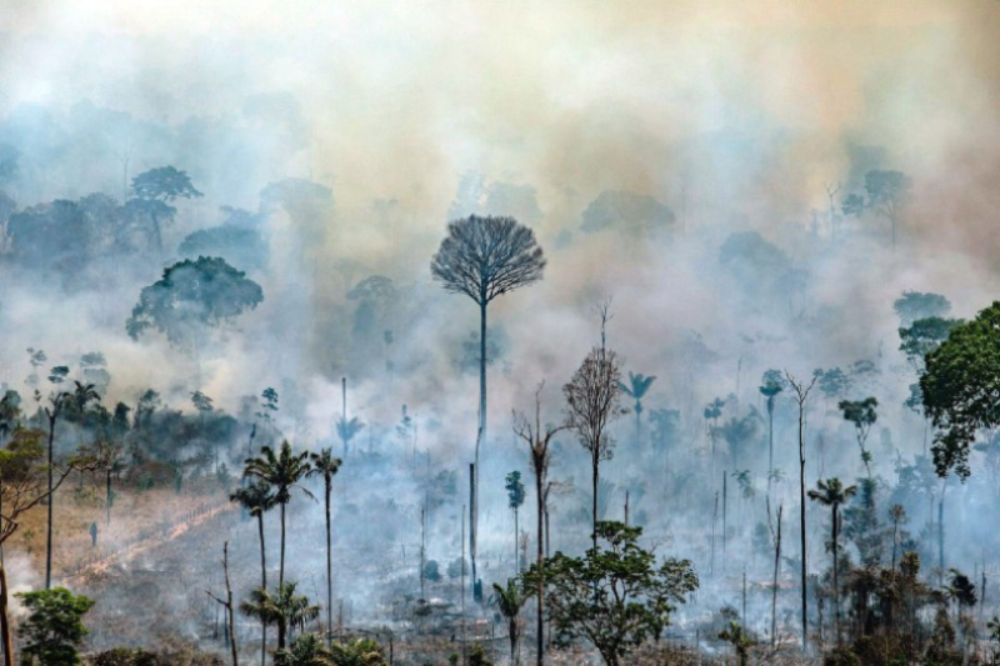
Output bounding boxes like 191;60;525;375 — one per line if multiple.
523;520;698;665
240;582;320;648
490;578;528;620
244;440;313;505
894;291;951;326
864;170;910;214
229;480;276;518
16;587;95;666
92;648;160;666
131;166;202;202
718;621;755;666
921;301;1000;478
328;638;388;665
946;568;977;608
619;371;656;406
505;470;526;510
703;397;725;421
813;367;850;399
839;397;878;473
125;256;264;346
899;317;961;371
467;644;494;666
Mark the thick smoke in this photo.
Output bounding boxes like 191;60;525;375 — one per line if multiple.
0;0;998;658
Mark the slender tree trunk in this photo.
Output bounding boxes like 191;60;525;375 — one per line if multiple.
771;505;782;648
513;507;519;573
325;479;333;646
534;468;544;665
473;300;488;594
45;413;55;590
257;513;267;666
0;562;12;666
891;519;898;572
224;542;238;666
767;403;774;500
509;620;518;666
106;470;113;526
591;455;599;553
544;506;550;559
798;402;808;652
469;463;477;601
938;496;944;584
634;402;641;449
279;501;287;588
833;505;840;646
277;618;286;650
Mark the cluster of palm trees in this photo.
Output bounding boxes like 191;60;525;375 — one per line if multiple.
230;440;342;664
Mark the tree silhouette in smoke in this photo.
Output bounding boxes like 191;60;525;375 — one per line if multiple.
430;214;545;593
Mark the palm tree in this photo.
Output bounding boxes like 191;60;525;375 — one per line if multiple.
491;578;528;665
244;441;313;587
808;477;856;645
619;372;655;448
308;448;342;646
231;480;276;666
240;582;320;651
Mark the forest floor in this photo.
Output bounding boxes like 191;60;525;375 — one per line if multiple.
1;477;823;664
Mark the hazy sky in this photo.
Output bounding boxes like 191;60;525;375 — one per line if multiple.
0;0;998;444
1;1;996;258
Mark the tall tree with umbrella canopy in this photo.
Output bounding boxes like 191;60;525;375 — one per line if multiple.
430;214;546;592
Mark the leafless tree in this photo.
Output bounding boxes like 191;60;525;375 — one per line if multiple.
513;382;568;665
564;343;625;552
431;215;546;589
207;541;239;666
785;371;817;653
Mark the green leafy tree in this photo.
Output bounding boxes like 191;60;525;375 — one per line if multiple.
244;441;313;587
240;582;319;651
15;587;94;666
523;521;698;666
0;428;88;666
505;471;526;572
308;448;342;645
717;621;754;666
274;633;335;666
128;166;203;252
328;638;387;666
894;291;951;326
126;256;264;350
839;397;878;478
920;301;1000;479
491;579;528;665
431;215;546;589
808;478;856;644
